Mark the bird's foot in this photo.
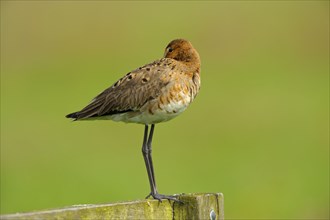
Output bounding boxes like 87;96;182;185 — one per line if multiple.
145;192;183;204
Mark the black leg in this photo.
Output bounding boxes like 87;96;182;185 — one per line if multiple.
147;124;156;190
141;124;181;203
142;125;156;194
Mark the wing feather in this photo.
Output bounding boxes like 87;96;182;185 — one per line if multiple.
70;59;173;120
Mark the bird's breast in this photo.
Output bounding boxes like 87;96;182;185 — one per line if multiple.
138;77;199;124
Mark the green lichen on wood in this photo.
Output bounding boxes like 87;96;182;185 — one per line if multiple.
174;193;224;220
1;193;224;220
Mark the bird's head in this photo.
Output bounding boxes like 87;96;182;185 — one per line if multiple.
164;39;200;67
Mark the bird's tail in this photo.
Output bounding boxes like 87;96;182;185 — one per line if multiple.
66;112;78;120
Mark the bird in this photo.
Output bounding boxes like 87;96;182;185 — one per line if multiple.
66;39;201;202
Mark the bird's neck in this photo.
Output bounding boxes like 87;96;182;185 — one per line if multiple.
185;58;201;74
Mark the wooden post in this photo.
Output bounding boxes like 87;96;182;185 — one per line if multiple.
1;193;224;220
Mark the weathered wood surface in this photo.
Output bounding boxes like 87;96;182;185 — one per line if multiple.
1;193;224;220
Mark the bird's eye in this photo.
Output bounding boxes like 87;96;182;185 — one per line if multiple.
168;47;173;53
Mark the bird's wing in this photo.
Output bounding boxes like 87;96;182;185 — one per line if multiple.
73;59;174;119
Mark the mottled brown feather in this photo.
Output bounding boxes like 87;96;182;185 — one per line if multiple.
71;59;175;119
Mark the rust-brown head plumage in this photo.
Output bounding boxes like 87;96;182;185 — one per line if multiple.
164;39;200;68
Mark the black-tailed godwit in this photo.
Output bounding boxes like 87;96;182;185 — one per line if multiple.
66;39;201;202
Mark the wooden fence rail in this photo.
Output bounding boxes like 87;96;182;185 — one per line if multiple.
1;193;224;220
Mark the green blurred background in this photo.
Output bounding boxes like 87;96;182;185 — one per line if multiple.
1;1;329;219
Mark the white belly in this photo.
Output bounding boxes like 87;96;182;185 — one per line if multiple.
109;96;190;125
